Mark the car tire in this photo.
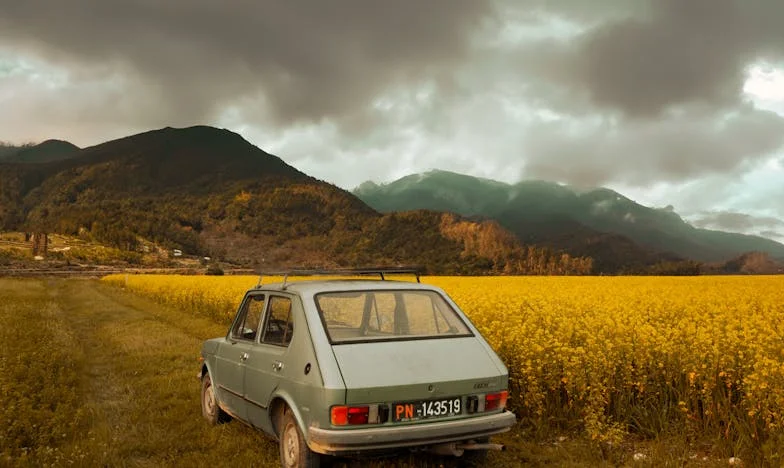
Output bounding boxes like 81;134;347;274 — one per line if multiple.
201;372;231;424
279;408;321;468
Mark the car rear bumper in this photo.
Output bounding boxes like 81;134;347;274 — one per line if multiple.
307;410;516;455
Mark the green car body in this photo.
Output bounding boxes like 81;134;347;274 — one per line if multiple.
199;277;516;465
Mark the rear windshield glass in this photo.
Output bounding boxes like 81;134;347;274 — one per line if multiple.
314;290;473;343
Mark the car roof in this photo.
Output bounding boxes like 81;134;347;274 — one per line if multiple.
251;279;439;296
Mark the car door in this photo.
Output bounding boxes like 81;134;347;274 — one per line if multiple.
245;295;295;430
213;293;266;420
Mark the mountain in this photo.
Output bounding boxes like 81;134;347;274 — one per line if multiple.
354;170;784;268
0;143;23;161
0;140;80;163
0;127;587;274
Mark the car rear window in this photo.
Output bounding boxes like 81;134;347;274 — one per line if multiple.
314;290;473;344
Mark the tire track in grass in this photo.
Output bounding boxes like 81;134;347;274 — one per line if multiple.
0;279;88;466
48;279;280;467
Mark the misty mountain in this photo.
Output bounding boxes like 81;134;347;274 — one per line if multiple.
0;127;583;274
354;170;784;265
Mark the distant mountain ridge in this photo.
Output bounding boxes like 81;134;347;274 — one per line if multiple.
0;126;586;274
354;170;784;268
0;140;80;163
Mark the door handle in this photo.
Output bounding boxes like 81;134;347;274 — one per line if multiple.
240;352;249;361
272;361;284;372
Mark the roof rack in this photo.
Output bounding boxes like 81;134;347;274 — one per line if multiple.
254;267;422;289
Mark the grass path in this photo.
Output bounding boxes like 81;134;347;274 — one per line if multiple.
2;279;279;466
62;279;288;466
2;279;721;467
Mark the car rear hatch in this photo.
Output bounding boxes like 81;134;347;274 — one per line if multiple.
331;337;506;416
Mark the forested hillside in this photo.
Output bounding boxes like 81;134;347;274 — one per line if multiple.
0;126;589;274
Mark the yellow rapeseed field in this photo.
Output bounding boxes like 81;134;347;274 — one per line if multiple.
102;274;784;456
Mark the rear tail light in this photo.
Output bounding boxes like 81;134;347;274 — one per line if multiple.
330;406;349;425
484;390;508;412
330;405;384;425
347;406;369;425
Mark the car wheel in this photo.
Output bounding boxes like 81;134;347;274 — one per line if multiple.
201;372;230;424
279;408;321;468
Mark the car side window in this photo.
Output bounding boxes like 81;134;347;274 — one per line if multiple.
261;296;293;347
231;294;266;341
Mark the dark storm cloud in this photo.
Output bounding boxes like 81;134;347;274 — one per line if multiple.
513;0;784;117
576;0;748;116
2;0;782;129
0;0;491;125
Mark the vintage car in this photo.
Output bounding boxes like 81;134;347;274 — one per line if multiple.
199;269;516;467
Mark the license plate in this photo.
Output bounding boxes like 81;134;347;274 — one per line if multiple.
392;397;462;422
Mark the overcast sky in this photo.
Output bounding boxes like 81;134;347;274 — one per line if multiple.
1;0;784;242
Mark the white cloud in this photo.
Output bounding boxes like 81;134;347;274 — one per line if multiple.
743;63;784;117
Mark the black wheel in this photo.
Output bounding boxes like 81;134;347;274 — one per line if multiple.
279;408;321;468
201;372;231;424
